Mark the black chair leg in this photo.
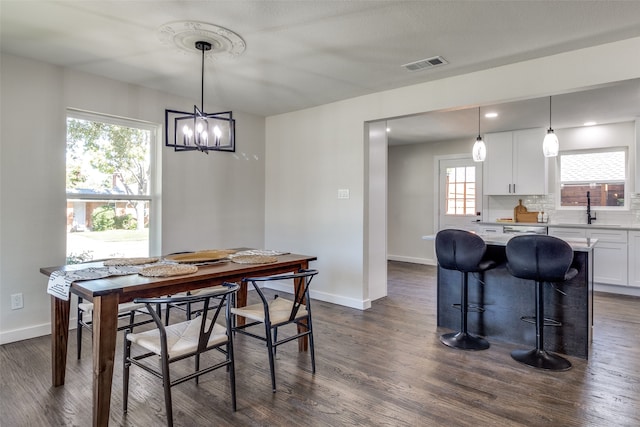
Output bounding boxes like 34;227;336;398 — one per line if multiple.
511;281;571;371
440;272;490;350
265;324;277;392
228;342;237;412
307;318;316;374
77;314;83;360
123;335;131;413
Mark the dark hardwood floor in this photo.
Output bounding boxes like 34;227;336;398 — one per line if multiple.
2;261;639;426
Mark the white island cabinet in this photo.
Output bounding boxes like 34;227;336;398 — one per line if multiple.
549;227;628;286
483;128;546;195
629;231;640;288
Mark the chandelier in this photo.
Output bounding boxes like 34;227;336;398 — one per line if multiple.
164;37;237;153
159;21;246;154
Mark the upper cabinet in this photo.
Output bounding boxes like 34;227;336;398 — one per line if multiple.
483;128;547;195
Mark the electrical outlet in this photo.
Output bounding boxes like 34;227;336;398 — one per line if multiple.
11;293;24;310
338;189;350;199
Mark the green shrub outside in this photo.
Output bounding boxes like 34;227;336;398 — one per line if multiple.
92;205;137;231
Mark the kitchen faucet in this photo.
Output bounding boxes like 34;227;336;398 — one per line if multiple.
587;191;597;224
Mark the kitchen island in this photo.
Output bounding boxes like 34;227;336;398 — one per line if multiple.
430;233;596;359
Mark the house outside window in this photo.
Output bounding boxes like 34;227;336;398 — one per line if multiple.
66;109;159;263
559;148;626;209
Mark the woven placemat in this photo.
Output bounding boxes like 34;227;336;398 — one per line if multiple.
139;264;198;277
229;254;278;264
164;250;235;263
103;257;159;266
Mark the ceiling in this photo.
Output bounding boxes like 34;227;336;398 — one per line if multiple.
2;1;640;144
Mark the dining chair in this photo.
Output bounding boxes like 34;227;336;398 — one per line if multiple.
76;297;157;359
231;269;319;392
123;283;239;427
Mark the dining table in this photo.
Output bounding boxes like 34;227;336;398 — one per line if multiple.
41;251;317;427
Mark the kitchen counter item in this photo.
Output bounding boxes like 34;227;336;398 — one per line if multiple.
514;199;539;223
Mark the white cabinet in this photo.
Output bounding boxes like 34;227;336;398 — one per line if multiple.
483;128;547;195
549;227;629;286
587;229;628;286
548;227;586;239
477;225;503;234
628;231;640;288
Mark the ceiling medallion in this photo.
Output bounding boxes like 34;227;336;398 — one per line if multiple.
158;21;246;58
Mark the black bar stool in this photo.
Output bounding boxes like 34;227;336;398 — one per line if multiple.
435;229;496;350
505;235;578;371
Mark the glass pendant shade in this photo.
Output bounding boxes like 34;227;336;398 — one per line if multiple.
472;107;486;162
543;130;559;157
472;136;486;162
542;96;558;157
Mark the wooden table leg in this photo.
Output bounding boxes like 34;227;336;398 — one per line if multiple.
51;295;70;386
236;281;248;326
296;262;310;352
91;293;119;427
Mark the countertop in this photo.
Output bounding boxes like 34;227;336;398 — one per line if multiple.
477;221;640;231
422;233;596;252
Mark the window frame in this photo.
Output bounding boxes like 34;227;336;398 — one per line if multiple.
65;108;162;257
556;146;628;211
444;165;477;216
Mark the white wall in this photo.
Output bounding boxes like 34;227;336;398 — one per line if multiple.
3;36;640;343
264;36;640;310
0;53;266;343
387;138;472;265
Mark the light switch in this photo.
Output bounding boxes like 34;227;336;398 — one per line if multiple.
338;189;350;199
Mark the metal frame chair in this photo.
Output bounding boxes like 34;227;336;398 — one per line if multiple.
76;297;156;359
123;283;239;426
231;269;318;392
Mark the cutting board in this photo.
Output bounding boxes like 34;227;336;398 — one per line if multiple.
514;199;539;223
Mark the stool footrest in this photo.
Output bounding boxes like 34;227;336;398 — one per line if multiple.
520;316;562;327
452;303;486;313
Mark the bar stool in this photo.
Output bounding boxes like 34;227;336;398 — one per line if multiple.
505;234;578;371
435;229;496;350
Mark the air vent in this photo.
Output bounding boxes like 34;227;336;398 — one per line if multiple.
402;56;448;71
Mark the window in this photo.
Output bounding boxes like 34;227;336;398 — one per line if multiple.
66;110;158;263
559;148;626;208
445;166;476;215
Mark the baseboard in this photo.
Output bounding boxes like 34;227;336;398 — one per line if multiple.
0;317;80;345
264;282;370;310
594;283;640;297
387;255;437;266
0;322;52;345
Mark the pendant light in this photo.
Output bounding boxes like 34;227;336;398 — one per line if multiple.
542;96;559;157
165;40;236;154
472;107;486;162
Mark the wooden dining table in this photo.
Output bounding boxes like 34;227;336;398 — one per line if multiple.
41;252;317;427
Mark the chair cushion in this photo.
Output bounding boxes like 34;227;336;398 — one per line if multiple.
127;317;228;359
231;297;308;326
506;235;577;282
435;229;494;273
78;301;147;314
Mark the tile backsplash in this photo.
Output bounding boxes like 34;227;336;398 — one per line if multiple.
484;193;640;226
